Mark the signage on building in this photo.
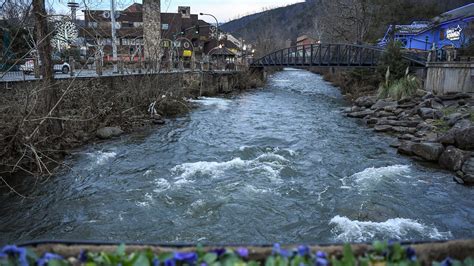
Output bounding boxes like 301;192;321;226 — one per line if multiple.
446;25;462;41
183;50;192;57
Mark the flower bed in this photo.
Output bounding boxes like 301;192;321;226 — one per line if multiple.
1;241;473;266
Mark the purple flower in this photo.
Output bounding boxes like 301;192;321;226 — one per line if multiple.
0;252;7;259
174;252;198;263
405;247;416;261
201;263;208;266
315;257;328;266
316;251;327;259
272;243;290;257
2;245;27;266
297;245;309;256
152;258;160;266
236;247;249;258
441;257;453;266
37;253;63;266
212;248;226;257
78;250;88;263
165;258;176;266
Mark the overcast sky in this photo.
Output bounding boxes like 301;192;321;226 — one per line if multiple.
51;0;305;23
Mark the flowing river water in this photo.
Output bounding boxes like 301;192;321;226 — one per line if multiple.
1;69;473;245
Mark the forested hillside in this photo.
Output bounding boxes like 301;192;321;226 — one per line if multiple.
221;0;473;57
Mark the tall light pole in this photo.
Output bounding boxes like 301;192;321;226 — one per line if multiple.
199;13;219;40
110;0;118;73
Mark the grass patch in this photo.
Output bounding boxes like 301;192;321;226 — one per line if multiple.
378;75;421;100
441;106;458;117
432;119;450;133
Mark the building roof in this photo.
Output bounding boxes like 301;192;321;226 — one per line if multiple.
433;3;474;24
395;21;430;35
209;47;236;56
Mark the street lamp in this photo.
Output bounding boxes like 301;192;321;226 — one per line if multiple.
199;12;219;40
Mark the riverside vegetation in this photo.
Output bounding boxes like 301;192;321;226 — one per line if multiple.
1;241;473;266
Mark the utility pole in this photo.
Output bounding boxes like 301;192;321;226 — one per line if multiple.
110;0;118;73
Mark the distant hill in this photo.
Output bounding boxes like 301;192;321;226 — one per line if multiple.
221;0;473;48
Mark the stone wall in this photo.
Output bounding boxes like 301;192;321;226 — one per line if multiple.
425;62;474;95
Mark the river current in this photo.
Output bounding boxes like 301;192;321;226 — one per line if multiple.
1;69;473;245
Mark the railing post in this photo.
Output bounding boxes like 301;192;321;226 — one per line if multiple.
348;46;351;66
302;45;305;65
69;56;75;77
319;44;322;66
287;48;290;66
310;45;314;66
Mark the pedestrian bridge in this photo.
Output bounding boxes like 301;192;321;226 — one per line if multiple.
250;43;428;68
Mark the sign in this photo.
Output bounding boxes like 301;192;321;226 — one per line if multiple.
183;50;192;57
160;40;171;48
446;25;462;41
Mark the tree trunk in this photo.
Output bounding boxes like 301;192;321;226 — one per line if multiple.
33;0;62;135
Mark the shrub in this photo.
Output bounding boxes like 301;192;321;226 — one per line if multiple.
378;67;421;100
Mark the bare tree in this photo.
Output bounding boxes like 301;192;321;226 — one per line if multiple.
320;0;375;43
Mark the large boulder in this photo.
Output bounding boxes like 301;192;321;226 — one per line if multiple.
347;109;375;118
437;119;472;145
371;99;397;110
398;141;415;156
454;126;474;150
96;127;124;139
355;96;377;108
439;146;470;172
418;108;443;120
460;157;474;185
411;142;444;161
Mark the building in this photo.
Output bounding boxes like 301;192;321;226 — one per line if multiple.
296;35;319;46
379;3;474;50
80;4;242;62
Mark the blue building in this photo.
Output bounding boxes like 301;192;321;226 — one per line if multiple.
379;3;474;51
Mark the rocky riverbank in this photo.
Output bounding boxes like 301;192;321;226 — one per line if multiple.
343;92;474;185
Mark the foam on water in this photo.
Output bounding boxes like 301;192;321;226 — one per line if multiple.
189;97;231;110
329;215;452;242
87;151;117;165
153;178;171;193
340;165;411;188
352;165;411;182
171;150;292;184
171;158;248;180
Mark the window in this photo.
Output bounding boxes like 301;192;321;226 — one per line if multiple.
162;24;169;30
88;21;98;28
133;22;143;27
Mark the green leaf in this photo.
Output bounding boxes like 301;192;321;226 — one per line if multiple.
265;256;276;266
342;244;356;266
359;257;370;266
390;243;404;262
463;258;474;266
133;253;150;266
203;253;218;264
373;241;387;255
47;259;67;266
116;244;126;257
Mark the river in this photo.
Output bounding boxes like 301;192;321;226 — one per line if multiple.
1;69;473;245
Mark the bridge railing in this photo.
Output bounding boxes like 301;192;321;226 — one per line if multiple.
251;43;435;68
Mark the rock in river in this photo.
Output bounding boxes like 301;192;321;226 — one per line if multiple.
96;127;124;139
454;126;474;150
439;146;470;172
411;142;444;161
347;109;375;118
461;157;474;185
